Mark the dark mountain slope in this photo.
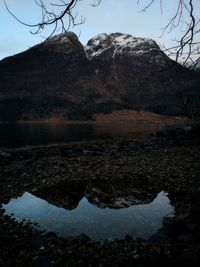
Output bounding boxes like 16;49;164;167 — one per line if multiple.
85;33;200;117
0;32;199;121
0;33;121;121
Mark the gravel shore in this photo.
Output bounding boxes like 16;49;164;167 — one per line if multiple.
1;131;200;267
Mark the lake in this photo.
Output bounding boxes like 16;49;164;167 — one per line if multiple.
0;120;188;147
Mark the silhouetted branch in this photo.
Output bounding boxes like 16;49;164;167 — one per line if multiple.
4;0;200;67
4;0;99;35
138;0;200;68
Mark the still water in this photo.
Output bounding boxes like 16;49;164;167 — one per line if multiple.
2;191;174;241
0;121;182;147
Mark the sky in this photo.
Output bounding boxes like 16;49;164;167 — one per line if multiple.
0;0;196;60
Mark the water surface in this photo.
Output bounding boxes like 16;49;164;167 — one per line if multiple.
0;121;186;147
2;191;174;241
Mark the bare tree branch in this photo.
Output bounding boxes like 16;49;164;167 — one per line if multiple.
138;0;200;68
4;0;200;68
4;0;89;36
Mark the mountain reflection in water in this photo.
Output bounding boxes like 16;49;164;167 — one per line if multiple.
2;186;174;241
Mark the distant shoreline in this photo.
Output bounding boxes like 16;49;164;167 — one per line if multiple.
0;110;193;125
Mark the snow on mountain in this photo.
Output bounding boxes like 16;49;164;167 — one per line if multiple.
85;32;161;59
0;31;199;122
169;54;200;71
44;32;78;46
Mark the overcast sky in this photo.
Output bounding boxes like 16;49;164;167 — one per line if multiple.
0;0;193;60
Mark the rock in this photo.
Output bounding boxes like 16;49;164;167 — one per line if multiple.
0;151;10;157
177;233;194;242
78;234;91;243
163;217;175;226
32;188;38;193
186;223;198;231
125;235;133;241
33;256;53;267
82;149;93;156
174;245;200;267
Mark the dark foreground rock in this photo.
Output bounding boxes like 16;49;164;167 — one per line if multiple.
0;134;200;266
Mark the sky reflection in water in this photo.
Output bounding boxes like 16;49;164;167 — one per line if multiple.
3;191;174;241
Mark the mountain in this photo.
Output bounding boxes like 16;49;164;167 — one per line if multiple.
0;32;199;122
171;54;200;71
85;33;200;117
0;32;118;121
35;180;157;210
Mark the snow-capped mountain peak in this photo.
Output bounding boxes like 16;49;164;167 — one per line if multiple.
85;32;160;59
44;32;78;46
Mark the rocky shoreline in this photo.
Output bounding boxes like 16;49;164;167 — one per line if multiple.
1;127;200;267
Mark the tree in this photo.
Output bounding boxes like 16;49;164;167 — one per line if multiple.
4;0;200;68
138;0;200;68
